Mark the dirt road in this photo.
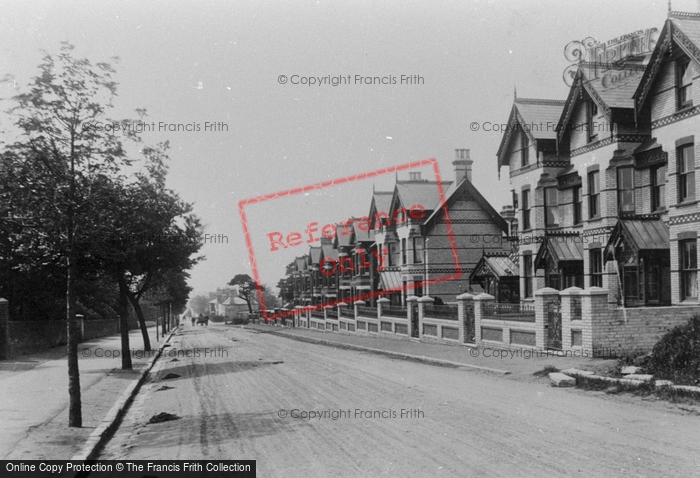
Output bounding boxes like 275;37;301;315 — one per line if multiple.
100;324;700;477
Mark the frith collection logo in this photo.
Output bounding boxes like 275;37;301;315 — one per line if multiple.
562;28;659;87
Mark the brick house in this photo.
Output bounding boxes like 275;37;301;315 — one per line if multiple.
498;10;700;309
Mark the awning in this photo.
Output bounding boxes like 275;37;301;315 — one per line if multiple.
379;270;403;292
535;234;584;270
604;219;669;262
470;254;518;282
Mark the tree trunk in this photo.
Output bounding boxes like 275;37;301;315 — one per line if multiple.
118;277;132;370
126;292;151;352
161;304;166;336
66;253;82;427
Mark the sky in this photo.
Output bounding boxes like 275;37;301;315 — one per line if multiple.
1;0;696;301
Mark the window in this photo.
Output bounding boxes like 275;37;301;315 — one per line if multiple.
678;58;693;110
522;189;531;230
573;186;583;225
387;242;395;267
588;171;600;219
590;249;603;287
678;144;695;203
512;190;519;210
521;131;529;167
680;239;698;300
413;237;423;264
523;255;533;299
617;167;635;214
588;101;598;142
413;280;423;297
544;187;559;227
401;238;407;265
651;165;666;211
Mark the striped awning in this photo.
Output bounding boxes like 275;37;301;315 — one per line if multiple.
379;271;403;291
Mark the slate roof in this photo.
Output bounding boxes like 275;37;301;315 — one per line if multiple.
321;243;339;261
470;253;519;281
513;98;566;140
634;12;700;112
394;180;452;212
309;246;322;265
371;191;393;216
496;97;565;168
606;219;670;254
584;67;645;109
670;11;700;48
534;234;584;270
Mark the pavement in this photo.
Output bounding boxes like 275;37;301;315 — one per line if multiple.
246;322;620;383
0;324;178;460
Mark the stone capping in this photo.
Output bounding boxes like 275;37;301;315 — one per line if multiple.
417;296;434;303
579;286;609;296
353;300;366;305
337;301;347;307
559;286;582;296
456;293;475;300
474;293;494;301
406;295;420;302
377;298;390;304
534;287;559;296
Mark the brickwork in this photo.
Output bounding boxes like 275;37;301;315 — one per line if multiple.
583;288;699;356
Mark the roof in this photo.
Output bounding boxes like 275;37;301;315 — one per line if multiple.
585;66;645;109
635;12;700;113
295;256;308;271
604;219;669;261
534;234;584;270
470;253;519;282
321;242;339;261
369;190;393;216
496;97;565;168
557;64;644;145
351;217;375;243
393;180;452;213
309;246;322;265
335;220;355;248
379;270;403;291
422;178;509;234
513;98;565;140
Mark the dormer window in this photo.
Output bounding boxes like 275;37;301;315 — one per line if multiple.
587;101;598;143
678;58;693;110
520;130;529;167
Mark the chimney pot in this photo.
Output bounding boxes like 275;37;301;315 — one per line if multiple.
453;148;473;183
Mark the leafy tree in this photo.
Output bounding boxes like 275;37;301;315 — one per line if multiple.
276;260;297;304
261;285;281;309
100;142;202;351
228;273;264;313
3;43;137;427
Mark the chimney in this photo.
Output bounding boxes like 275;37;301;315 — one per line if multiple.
453;149;473;183
500;205;517;236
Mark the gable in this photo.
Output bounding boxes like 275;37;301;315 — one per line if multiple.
635;13;700;116
422;179;508;235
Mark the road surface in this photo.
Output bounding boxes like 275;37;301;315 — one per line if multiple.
100;324;700;477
